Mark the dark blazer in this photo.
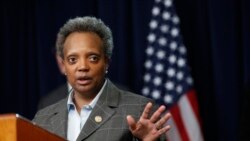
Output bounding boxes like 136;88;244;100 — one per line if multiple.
37;83;68;110
33;79;159;141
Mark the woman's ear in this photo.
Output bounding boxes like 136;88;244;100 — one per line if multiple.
56;54;66;75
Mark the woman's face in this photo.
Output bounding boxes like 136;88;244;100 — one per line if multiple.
63;32;109;96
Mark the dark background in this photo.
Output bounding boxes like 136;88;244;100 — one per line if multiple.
1;0;250;141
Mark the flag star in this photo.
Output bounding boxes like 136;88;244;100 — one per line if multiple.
158;37;167;46
152;6;160;16
179;45;186;54
156;50;165;59
177;71;184;80
176;85;183;93
155;63;164;72
153;76;162;86
160;24;169;33
147;33;156;43
169;55;177;64
167;67;176;77
150;20;158;29
177;58;186;67
142;87;150;96
145;60;153;69
146;46;154;56
152;90;161;99
171;28;179;37
170;41;177;50
164;0;172;7
172;15;180;24
164;94;173;104
186;77;193;85
162;11;171;20
165;81;174;90
144;73;151;82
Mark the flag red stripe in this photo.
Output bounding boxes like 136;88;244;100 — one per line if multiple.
186;90;203;128
186;90;198;118
170;104;190;141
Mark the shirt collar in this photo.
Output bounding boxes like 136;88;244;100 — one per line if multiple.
67;79;107;111
67;82;72;92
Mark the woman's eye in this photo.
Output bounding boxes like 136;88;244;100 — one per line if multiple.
89;55;99;62
68;57;77;64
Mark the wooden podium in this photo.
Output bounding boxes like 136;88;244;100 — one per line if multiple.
0;113;66;141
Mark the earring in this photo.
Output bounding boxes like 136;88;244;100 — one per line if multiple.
105;66;108;74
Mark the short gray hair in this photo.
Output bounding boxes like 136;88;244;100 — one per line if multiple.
56;16;114;59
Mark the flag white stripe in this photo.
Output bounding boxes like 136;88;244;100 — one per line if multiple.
166;116;182;141
178;94;204;141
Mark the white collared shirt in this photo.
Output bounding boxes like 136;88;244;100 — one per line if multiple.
67;80;107;141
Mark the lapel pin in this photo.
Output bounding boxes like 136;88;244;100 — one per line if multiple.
95;116;102;123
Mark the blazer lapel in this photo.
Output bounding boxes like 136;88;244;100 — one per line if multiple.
76;79;120;141
50;99;68;138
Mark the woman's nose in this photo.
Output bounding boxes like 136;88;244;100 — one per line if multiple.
78;59;89;71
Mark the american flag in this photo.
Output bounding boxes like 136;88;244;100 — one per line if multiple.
141;0;204;140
